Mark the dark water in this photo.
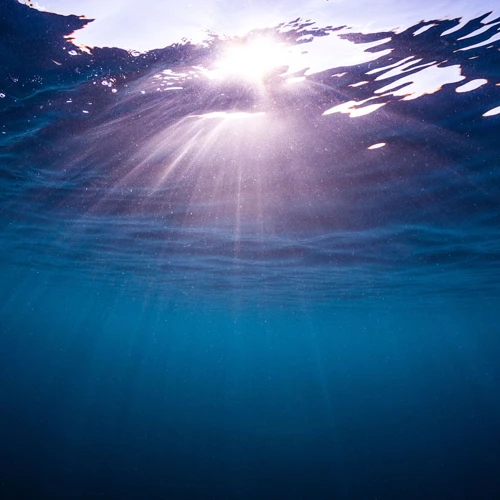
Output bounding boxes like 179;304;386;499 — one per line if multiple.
1;1;500;498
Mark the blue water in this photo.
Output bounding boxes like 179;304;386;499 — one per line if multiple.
1;1;500;498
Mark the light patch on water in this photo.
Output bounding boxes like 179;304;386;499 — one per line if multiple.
457;22;500;41
31;0;500;54
375;64;465;100
455;79;488;93
373;58;436;81
413;24;437;36
368;143;386;149
322;97;387;118
367;56;415;76
483;105;500;117
349;103;387;117
440;11;499;37
286;35;392;76
457;31;500;51
349;81;369;87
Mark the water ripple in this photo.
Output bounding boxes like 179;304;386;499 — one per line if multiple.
1;1;500;302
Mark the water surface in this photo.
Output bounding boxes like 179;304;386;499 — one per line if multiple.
1;1;500;498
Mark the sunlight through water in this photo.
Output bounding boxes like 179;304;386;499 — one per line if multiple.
2;3;500;500
2;0;500;302
210;37;288;81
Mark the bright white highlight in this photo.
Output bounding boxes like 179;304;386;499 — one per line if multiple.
212;38;286;81
323;97;387;118
455;79;488;93
483;106;500;117
375;64;465;100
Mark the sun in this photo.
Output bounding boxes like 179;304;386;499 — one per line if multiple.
211;37;287;82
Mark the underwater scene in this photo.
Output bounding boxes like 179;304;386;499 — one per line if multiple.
1;0;500;498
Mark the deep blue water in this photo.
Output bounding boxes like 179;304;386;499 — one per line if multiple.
1;1;500;498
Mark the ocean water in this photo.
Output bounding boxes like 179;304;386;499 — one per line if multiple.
1;1;500;498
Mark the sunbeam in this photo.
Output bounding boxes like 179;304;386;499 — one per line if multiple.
3;4;500;500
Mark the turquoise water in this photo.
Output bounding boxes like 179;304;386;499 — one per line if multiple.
1;1;500;498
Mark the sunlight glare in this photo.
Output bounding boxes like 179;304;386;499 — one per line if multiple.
212;38;286;81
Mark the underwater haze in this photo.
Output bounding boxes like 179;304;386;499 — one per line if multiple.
1;0;500;498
